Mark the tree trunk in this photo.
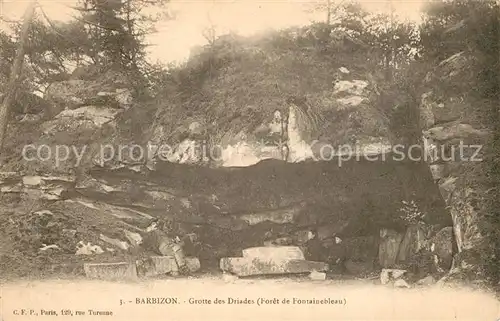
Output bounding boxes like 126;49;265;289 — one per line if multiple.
326;0;331;25
0;0;37;158
384;50;392;81
125;0;135;66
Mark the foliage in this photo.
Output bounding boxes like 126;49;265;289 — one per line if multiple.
0;0;170;99
306;2;423;145
420;0;498;63
398;200;425;225
148;28;375;146
146;2;425;147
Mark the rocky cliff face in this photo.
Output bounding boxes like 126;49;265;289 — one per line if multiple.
11;72;390;171
0;31;465;282
0;154;451;278
146;73;391;168
419;50;493;280
0;60;456;280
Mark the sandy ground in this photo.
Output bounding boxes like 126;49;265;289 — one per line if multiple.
0;276;499;321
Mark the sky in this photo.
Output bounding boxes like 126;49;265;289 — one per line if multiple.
0;0;426;64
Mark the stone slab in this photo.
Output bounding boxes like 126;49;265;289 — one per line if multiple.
139;256;200;277
309;271;326;280
220;257;328;277
238;209;297;225
149;256;177;276
83;262;137;280
242;246;305;261
185;257;201;273
22;176;42;186
100;234;130;251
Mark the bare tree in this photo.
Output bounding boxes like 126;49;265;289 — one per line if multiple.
202;12;217;46
308;0;346;25
326;0;332;24
0;0;36;157
201;11;218;79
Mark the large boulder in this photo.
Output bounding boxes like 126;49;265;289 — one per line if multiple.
237;205;302;225
333;80;369;97
397;224;427;263
146;34;391;169
435;51;472;81
15;107;121;175
45;80;89;112
53;106;122;128
423;122;489;143
420;91;468;126
430;226;454;271
44;69;133;115
152;98;391;168
379;228;403;268
150;111;286;168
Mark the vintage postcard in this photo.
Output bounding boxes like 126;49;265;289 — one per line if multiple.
0;0;499;320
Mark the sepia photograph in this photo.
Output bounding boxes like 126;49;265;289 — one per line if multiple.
0;0;499;320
